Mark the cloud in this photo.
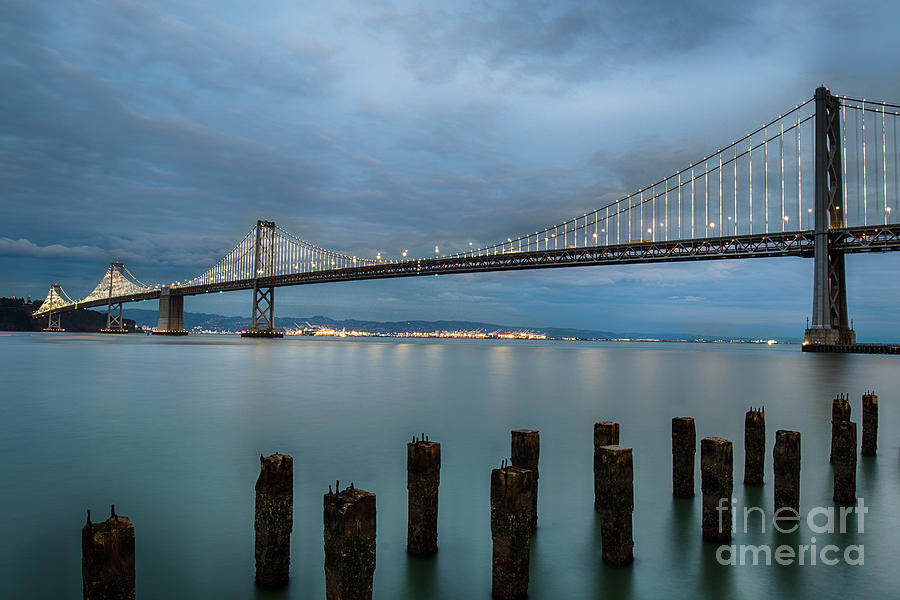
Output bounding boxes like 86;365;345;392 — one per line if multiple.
3;0;900;337
359;0;746;89
0;237;106;260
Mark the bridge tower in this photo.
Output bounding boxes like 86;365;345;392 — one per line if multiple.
804;87;856;347
100;262;128;334
242;220;284;338
43;283;65;332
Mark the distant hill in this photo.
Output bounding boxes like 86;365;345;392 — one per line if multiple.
123;308;754;341
0;298;139;332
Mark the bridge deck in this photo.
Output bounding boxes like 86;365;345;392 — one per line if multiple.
41;224;900;314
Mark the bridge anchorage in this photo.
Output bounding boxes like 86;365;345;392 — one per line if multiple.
152;287;187;336
242;220;283;338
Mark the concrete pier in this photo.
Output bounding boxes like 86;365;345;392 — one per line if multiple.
773;430;801;520
594;445;635;566
594;421;620;510
862;391;878;456
324;483;376;600
254;453;293;588
830;394;851;464
82;505;135;600
700;437;733;543
407;435;441;556
490;465;534;599
832;421;857;505
743;408;765;486
510;429;539;531
671;417;696;498
152;287;188;335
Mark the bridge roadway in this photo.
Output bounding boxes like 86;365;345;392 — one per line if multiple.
51;223;900;314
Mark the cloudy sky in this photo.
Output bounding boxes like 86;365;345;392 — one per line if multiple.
2;0;899;339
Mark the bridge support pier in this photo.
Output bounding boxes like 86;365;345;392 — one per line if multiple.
100;301;128;334
44;309;64;332
242;284;283;338
153;287;188;335
804;86;856;348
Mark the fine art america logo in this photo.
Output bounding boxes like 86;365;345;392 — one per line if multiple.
715;498;867;566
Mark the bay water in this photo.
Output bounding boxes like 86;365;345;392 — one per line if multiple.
1;333;897;598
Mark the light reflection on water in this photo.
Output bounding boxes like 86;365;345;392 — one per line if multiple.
0;333;897;599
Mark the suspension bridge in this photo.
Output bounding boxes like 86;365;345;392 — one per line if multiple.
33;88;900;349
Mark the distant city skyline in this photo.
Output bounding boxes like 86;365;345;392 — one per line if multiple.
3;0;900;340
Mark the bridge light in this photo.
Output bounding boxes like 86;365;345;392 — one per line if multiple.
592;233;598;239
709;222;715;228
783;215;790;221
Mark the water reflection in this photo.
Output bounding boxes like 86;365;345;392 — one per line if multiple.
1;335;898;599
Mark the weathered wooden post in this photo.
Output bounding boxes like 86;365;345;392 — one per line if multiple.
407;435;441;556
862;391;878;456
744;408;765;485
595;445;635;565
700;437;733;542
255;452;293;588
324;482;377;600
82;505;135;600
830;394;850;463
832;421;857;504
594;421;620;510
490;464;534;599
671;417;695;498
773;430;801;520
510;429;539;531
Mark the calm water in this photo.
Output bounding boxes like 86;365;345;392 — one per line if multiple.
1;333;898;599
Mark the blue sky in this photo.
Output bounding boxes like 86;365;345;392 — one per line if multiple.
2;0;899;339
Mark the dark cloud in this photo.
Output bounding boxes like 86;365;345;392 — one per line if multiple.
360;0;747;88
2;0;900;337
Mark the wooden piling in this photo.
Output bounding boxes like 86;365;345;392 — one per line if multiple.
700;437;733;542
832;421;857;505
862;391;878;456
407;435;441;556
594;421;621;510
82;505;135;600
324;483;377;600
671;417;696;498
490;465;534;599
773;430;801;520
743;408;765;486
830;394;851;464
595;445;635;565
254;453;293;589
510;429;539;531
